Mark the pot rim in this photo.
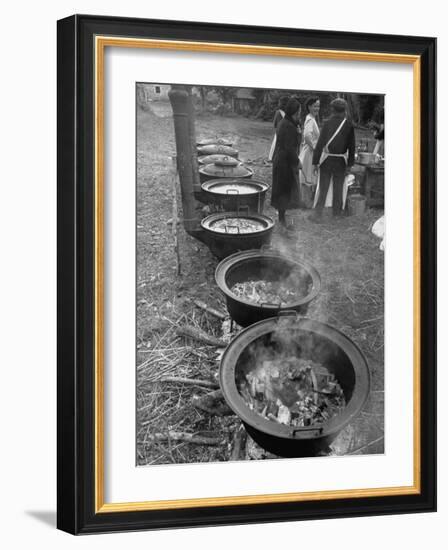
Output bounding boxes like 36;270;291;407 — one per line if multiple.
197;145;239;156
196;139;233;147
200;212;275;236
219;316;370;441
199;164;254;178
198;154;242;166
201;178;269;195
215;249;321;308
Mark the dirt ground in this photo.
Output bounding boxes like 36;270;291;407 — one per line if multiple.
136;100;384;466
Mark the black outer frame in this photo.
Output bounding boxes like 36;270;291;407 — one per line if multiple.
57;14;436;535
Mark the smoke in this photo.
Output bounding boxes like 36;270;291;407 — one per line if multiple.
261;240;329;323
236;322;347;424
237;323;337;383
268;229;348;327
233;238;352;398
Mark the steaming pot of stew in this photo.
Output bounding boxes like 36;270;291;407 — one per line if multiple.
219;315;370;457
200;212;274;259
215;249;321;327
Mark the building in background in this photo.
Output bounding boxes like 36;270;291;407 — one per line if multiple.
232;88;256;115
139;83;171;102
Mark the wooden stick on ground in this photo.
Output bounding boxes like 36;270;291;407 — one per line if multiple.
159;376;219;389
176;325;227;347
347;435;385;455
230;424;248;461
192;390;233;416
146;431;224;446
193;299;227;320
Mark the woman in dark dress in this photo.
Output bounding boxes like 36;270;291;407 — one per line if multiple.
268;95;289;161
271;97;302;229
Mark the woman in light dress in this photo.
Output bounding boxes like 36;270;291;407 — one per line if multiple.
299;96;320;208
268;95;290;161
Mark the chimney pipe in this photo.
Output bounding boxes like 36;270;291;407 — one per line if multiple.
168;85;201;235
185;86;202;195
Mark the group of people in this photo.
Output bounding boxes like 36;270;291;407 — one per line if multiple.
269;94;356;231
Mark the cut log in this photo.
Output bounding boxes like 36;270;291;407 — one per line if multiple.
193;299;227;320
220;317;235;344
159;376;219;389
230;424;248;460
192;390;233;416
245;435;278;460
176;325;227;347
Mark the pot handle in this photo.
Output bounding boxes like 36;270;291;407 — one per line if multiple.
260;301;281;308
260;243;273;252
276;310;300;323
225;225;240;234
277;310;298;317
291;426;324;437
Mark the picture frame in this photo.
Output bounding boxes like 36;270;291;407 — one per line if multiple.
57;14;436;534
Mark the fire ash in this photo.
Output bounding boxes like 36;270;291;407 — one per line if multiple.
230;268;313;305
236;324;346;428
238;356;345;427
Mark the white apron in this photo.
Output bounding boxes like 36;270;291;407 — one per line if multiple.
313;118;351;209
268;109;285;161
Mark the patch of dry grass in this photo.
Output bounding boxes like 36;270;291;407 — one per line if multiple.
136;305;239;466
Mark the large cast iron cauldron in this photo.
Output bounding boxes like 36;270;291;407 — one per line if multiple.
200;212;274;259
215;249;321;327
197;144;239;158
220;315;370;457
201;178;269;214
197;138;233;147
199;157;253;184
198;154;241;166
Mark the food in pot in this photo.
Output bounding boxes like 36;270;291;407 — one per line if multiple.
238;357;346;427
210;217;265;234
230;278;311;305
210;183;258;195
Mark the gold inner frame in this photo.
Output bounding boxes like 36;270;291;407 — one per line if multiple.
94;36;421;513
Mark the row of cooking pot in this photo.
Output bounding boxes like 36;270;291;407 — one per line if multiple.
196;142;370;457
195;143;263;215
197;143;320;326
196;153;270;261
196;139;244;184
214;248;370;457
197;160;273;259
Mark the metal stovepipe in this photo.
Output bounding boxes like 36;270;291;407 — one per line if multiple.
168;85;201;235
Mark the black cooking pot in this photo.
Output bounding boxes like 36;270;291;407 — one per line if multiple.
198;154;241;166
197;138;233;147
201;178;269;214
200;212;275;259
199;158;253;184
197;144;239;158
215;249;321;327
220;315;370;457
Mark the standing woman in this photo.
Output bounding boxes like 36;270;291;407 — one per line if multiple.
299;96;321;208
268;95;289;161
271;97;302;230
